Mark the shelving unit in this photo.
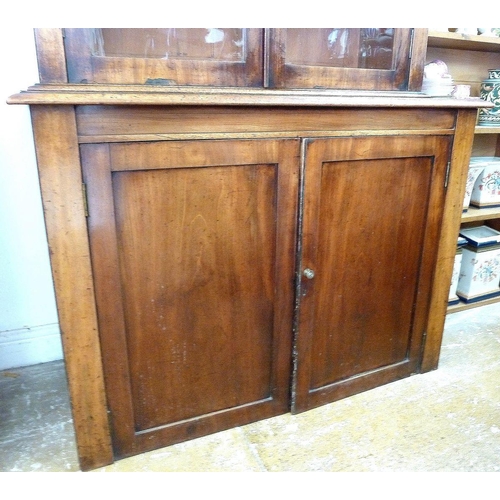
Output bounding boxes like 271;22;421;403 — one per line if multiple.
462;205;500;223
427;31;500;51
427;30;500;313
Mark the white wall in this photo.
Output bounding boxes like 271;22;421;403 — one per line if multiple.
0;27;63;369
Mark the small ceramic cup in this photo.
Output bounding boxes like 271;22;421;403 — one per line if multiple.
452;84;471;99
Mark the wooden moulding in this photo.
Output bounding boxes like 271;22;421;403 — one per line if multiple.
29;105;113;471
7;84;492;110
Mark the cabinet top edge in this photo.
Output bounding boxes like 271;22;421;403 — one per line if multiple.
7;84;491;109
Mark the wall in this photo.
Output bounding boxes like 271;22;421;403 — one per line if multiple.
0;27;63;369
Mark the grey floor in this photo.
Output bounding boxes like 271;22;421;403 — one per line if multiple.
1;302;500;473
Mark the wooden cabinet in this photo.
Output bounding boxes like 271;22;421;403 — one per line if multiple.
426;31;500;313
8;28;487;470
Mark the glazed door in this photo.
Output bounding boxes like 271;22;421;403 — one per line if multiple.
267;29;425;91
64;28;264;86
81;139;299;459
293;135;452;413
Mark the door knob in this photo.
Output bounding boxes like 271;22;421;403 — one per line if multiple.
303;268;315;279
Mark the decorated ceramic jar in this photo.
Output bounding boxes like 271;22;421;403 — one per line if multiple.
478;69;500;126
456;226;500;303
470;157;500;208
463;159;486;211
456;244;500;302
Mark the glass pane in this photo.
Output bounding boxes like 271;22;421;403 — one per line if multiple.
90;28;246;62
285;28;395;70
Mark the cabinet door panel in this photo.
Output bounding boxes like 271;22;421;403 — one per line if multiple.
293;135;452;413
82;139;299;458
64;28;264;87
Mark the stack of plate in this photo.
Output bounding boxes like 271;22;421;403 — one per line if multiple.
422;74;454;96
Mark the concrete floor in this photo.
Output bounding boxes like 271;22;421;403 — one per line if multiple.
1;302;500;473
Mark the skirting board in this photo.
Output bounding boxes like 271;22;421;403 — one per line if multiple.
0;324;63;370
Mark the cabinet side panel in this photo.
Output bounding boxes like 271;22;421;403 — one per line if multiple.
422;109;478;371
30;106;113;470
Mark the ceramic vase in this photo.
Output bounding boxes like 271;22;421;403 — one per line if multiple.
478;69;500;126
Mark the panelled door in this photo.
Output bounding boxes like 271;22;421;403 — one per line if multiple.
267;29;425;91
293;135;452;413
81;139;299;459
63;28;264;87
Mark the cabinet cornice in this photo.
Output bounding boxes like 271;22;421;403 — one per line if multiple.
8;84;491;109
